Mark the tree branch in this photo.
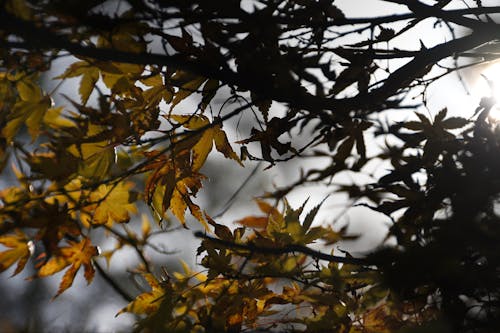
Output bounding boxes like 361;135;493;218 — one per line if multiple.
194;231;368;266
94;260;134;302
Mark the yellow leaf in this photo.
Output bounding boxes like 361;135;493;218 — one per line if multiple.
101;72;122;90
191;130;214;171
79;67;99;105
141;214;152;238
84;182;138;226
100;62;144;91
67;125;115;180
116;273;165;316
169;173;205;226
54;60;91;79
141;74;163;86
24;101;49;138
213;124;243;166
171;115;242;170
16;79;42;102
170;72;206;111
111;63;145;76
170;114;209;130
43;106;76;128
0;230;34;276
170;186;188;225
38;237;99;297
3;98;50;140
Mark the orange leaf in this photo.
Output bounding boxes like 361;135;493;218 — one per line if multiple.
255;199;282;222
236;216;268;229
38;237;99;297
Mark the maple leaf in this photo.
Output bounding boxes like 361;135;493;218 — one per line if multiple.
236;216;269;229
169;172;207;227
144;153;207;227
54;60;100;105
171;114;242;171
66;123;116;181
37;237;99;297
2;76;51;140
82;182;138;226
235;199;282;230
0;230;34;276
116;273;165;316
169;71;207;112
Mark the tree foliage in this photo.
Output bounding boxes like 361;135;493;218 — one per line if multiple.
1;0;500;331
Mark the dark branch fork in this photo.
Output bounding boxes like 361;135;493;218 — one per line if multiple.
1;4;499;118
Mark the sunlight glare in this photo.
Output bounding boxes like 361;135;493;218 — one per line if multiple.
473;62;500;122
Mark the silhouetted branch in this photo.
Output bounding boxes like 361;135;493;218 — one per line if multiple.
94;260;134;302
194;231;368;265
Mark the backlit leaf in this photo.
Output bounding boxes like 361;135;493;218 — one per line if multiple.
116;273;165;316
38;237;99;297
170;72;206;111
171;115;242;170
79;67;99;105
236;216;268;229
0;230;33;276
83;182;138;226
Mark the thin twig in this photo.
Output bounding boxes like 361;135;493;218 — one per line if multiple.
94;260;134;302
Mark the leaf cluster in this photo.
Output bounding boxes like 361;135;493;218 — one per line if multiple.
1;0;500;332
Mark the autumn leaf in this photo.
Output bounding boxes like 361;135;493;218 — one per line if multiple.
0;230;34;276
116;273;165;316
54;60;99;105
43;106;77;129
236;216;269;229
66;125;115;180
169;172;207;227
255;199;282;223
201;79;219;110
171;114;242;171
37;237;99;297
361;304;402;333
235;199;282;229
169;71;206;111
82;182;138;226
2;75;51;140
144;152;208;228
